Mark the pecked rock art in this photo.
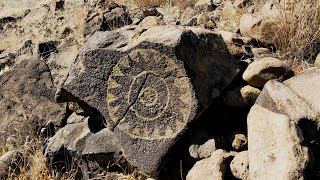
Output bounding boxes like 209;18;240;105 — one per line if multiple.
107;48;195;140
59;25;240;172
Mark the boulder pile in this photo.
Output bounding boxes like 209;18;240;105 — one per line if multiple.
0;0;319;179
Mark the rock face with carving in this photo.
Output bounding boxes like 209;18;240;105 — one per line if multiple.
59;25;240;172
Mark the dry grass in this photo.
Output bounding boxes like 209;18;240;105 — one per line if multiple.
7;139;78;180
266;0;320;67
217;3;246;32
132;0;166;7
0;0;86;52
114;0;196;8
1;137;150;180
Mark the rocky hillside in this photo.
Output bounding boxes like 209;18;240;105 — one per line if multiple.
0;0;319;179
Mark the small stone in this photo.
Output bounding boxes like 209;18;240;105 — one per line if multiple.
234;0;251;9
189;139;216;159
240;2;281;46
240;85;261;105
137;16;165;29
198;139;216;159
189;144;200;159
195;0;217;12
232;133;248;151
180;7;197;26
240;37;253;45
205;20;216;29
50;0;65;12
242;57;294;88
230;151;249;180
314;53;320;68
187;149;234;180
197;13;209;26
0;150;22;178
251;47;270;57
223;85;260;107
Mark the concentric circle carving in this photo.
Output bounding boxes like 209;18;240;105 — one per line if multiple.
106;49;194;140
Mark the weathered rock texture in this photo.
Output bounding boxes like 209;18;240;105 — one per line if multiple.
189;139;216;159
230;151;249;180
60;25;240;172
240;2;281;46
83;2;132;36
0;150;22;179
243;57;293;88
187;149;234;180
45;113;125;178
0;58;66;146
247;68;320;179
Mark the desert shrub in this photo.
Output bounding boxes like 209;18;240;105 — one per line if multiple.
269;0;320;68
7;138;78;180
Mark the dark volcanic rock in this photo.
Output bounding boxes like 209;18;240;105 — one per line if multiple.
0;58;66;146
60;25;240;173
83;2;132;36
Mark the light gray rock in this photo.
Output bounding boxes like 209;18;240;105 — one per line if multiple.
251;47;270;57
198;139;216;159
187;149;234;180
248;105;310;180
156;7;180;25
180;7;197;26
136;16;165;30
45;45;79;87
230;151;249;180
82;128;125;166
50;0;65;12
314;53;320;68
243;57;293;88
189;139;216;159
239;2;281;46
234;0;252;9
189;144;200;159
247;69;320;179
218;30;245;56
284;68;320;115
257;80;317;122
45;114;93;155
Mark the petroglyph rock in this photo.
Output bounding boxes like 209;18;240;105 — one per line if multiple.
60;25;240;172
107;48;194;140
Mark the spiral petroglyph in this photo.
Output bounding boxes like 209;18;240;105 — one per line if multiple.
106;49;194;140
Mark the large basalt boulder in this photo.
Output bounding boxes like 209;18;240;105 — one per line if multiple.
247;68;320;179
60;25;240;172
0;58;66;146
